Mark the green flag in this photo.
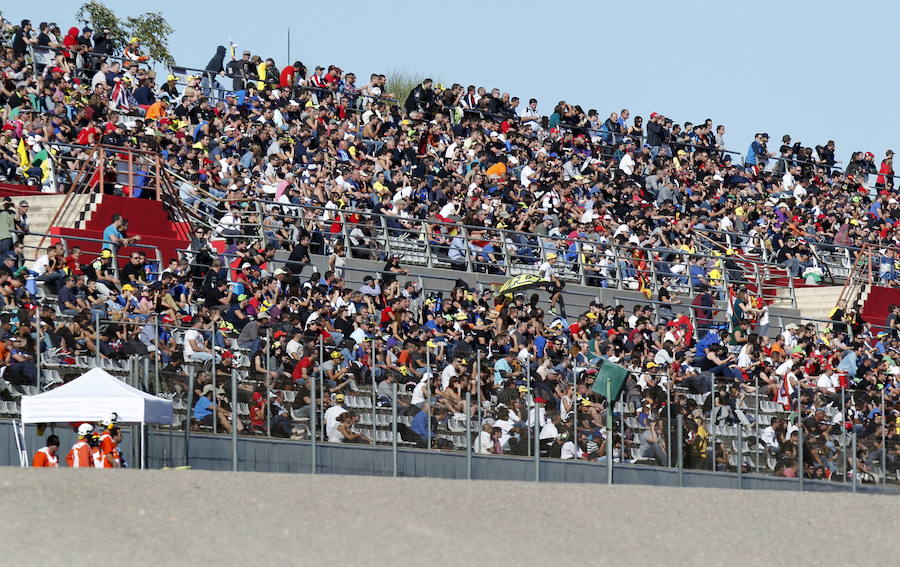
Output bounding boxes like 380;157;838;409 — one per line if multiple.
591;359;629;401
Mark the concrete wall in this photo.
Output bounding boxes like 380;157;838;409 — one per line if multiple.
143;430;892;494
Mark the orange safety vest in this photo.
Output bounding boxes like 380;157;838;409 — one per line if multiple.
32;447;59;468
91;446;104;468
99;432;120;468
66;440;93;468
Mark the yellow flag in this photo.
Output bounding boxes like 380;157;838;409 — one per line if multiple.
17;138;29;170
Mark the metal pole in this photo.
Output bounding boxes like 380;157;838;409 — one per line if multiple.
35;307;41;388
211;328;218;434
666;383;672;467
710;377;716;471
371;343;376;446
677;413;684;487
318;335;325;441
476;351;482;426
153;317;160;395
94;311;101;368
265;329;272;438
881;388;886;492
426;348;431;451
797;376;803;491
184;367;194;467
465;392;472;480
310;347;317;475
851;432;858;493
231;368;238;471
392;382;398;477
140;423;145;469
526;360;532;457
533;397;540;482
841;387;847;483
606;377;613;485
737;422;743;490
755;374;760;475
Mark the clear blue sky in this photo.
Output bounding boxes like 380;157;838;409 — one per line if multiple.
9;0;899;164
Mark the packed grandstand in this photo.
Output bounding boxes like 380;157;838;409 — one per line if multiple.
0;14;896;484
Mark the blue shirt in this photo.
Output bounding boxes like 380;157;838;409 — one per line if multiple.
102;223;122;251
411;410;434;438
492;358;512;384
193;396;214;420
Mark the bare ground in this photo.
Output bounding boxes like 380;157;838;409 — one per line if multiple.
1;468;895;566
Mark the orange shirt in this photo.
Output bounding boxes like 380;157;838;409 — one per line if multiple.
144;101;166;120
99;432;119;468
32;447;59;467
485;162;507;179
66;441;93;468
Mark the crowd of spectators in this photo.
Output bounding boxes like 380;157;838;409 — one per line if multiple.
0;14;896;481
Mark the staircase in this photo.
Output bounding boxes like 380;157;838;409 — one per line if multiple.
790;285;864;322
34;145;194;264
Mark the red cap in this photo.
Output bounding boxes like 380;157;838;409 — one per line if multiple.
222;351;235;359
50;66;63;74
252;392;263;402
273;331;286;339
650;112;659;119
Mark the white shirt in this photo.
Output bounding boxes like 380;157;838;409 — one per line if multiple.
324;405;347;432
538;261;556;282
781;171;796;191
473;430;494;454
560;440;579;460
619;152;635;175
285;338;303;358
816;373;839;394
183;329;203;357
32;254;51;275
411;380;429;405
440;364;457;390
520;164;536;187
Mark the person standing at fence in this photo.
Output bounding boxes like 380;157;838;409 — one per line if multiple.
66;424;95;468
32;435;60;467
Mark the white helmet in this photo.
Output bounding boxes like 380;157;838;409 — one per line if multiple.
77;423;94;436
101;412;119;428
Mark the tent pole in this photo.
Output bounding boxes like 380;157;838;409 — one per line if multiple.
141;422;145;469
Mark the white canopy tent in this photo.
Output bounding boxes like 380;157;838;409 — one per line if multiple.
21;368;173;425
20;368;173;468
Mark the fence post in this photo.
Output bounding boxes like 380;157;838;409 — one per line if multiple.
737;423;743;490
476;351;482;426
841;387;847;483
265;329;272;438
35;307;41;389
184;366;194;467
211;328;218;434
710;377;716;472
310;345;317;475
370;347;376;447
94;311;101;368
231;368;238;471
606;377;613;485
797;376;804;492
851;433;858;493
755;374;760;475
465;392;472;480
666;384;672;467
677;413;684;487
318;336;325;442
881;388;886;492
392;382;398;478
426;348;431;451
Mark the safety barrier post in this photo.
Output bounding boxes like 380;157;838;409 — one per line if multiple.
392;382;398;477
465;392;472;480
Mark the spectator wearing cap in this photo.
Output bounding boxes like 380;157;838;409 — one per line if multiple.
194;383;240;433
